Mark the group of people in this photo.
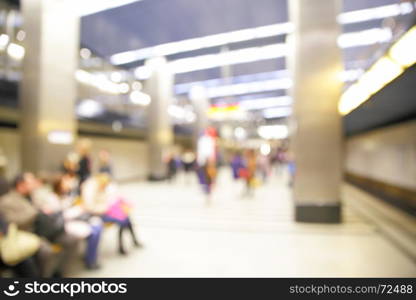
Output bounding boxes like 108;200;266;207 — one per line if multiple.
230;146;292;197
0;139;142;277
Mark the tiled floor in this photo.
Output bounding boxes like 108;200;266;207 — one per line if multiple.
72;170;416;277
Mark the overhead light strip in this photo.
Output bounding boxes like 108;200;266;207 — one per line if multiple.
132;28;391;77
338;25;416;116
110;23;293;65
109;3;413;65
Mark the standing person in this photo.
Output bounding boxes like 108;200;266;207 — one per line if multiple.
166;153;178;182
196;127;217;201
243;149;257;198
76;139;93;188
98;150;113;177
230;151;244;181
62;152;80;198
287;152;296;187
181;150;195;184
257;153;271;183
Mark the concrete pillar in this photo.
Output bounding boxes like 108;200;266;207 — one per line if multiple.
20;0;79;174
288;0;343;223
145;57;174;180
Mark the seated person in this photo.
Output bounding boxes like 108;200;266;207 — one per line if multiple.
0;178;39;277
0;173;78;277
50;175;102;270
81;174;142;255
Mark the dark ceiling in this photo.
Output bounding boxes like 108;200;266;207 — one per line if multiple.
80;0;412;87
81;0;288;57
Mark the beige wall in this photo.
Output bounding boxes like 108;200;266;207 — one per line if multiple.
346;120;416;190
0;129;148;181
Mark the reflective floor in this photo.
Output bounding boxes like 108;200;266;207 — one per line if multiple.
71;170;416;277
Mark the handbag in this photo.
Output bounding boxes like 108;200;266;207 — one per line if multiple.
34;211;65;241
105;197;132;221
0;223;41;266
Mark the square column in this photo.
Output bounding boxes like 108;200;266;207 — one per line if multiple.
144;57;174;180
288;0;343;223
20;0;79;173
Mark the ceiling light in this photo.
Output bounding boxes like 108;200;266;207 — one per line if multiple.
337;28;392;48
207;78;292;98
240;96;292;111
0;34;9;50
389;26;416;68
47;130;74;145
337;3;413;24
338;56;403;115
77;99;103;118
118;83;130;94
7;43;25;60
257;125;289;139
130;91;151;105
132;81;143;91
110;23;293;65
110;71;123;83
80;48;92;60
16;30;26;42
262;107;292;119
169;44;287;74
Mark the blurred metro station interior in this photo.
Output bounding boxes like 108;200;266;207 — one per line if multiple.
0;0;415;277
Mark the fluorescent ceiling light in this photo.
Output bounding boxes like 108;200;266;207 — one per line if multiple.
168;105;196;123
168;44;287;75
389;26;416;68
337;28;392;48
130;91;151;105
77;99;104;118
134;31;382;77
337;3;414;24
80;48;92;60
118;83;130;94
109;4;414;66
7;43;25;60
175;70;289;94
262;107;292;119
239;96;292;111
257;125;289;139
338;68;364;82
110;23;293;65
75;69;120;94
175;68;357;95
47;130;74;145
0;34;10;50
110;71;123;83
207;78;292;98
74;0;143;17
338;56;403;115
